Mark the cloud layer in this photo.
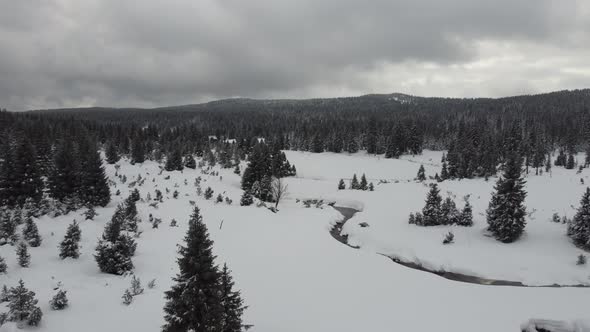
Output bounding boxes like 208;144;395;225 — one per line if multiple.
1;0;589;110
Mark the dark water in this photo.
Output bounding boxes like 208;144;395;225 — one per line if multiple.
330;206;588;288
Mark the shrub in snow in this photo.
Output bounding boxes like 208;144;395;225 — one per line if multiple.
129;275;144;296
147;279;156;289
1;285;9;302
22;217;42;247
49;289;68;310
16;242;30;267
577;254;587;265
122;289;133;305
568;187;590;250
0;312;6;326
408;213;416;225
240;191;254;206
443;232;455;245
0;210;17;245
173;190;179;199
552;213;561;223
7;280;42;326
369;182;375;191
152;217;162;229
216;194;224;203
0;256;6;273
84;206;98;220
204;187;214;200
337;179;346;190
59;221;81;259
170;219;177;227
225;197;233;205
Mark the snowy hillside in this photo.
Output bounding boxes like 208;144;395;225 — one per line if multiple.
0;151;589;331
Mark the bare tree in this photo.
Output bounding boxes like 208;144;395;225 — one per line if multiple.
271;177;288;209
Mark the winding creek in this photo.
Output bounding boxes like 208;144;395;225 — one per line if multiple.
331;206;589;288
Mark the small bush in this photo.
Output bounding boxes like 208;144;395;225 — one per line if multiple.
577;254;587;266
442;232;454;245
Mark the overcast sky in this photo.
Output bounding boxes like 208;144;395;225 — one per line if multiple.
1;0;589;110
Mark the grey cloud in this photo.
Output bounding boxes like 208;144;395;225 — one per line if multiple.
0;0;588;110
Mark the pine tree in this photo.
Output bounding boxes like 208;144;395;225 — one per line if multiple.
440;161;449;180
22;217;42;247
568;187;590;250
216;194;224;203
440;197;459;225
338;179;346;190
8;280;41;326
122;289;133;305
351;174;360;190
59;221;81;259
368;182;375;191
94;207;136;275
0;139;16;206
84;206;97;220
78;144;111;207
131;136;145;164
165;148;184;171
0;210;16;244
16;242;30;267
105;140;120;164
0;256;6;273
184;154;197;169
13;138;44;205
566;153;575;170
240;190;254;206
416;165;426;181
49;140;79;202
359;174;368;191
162;207;224;332
220;264;246;332
204;187;214;200
486;153;527;243
457;197;474;226
422;184;442;226
49;289;68;310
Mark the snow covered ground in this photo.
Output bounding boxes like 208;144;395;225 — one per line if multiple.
1;150;589;331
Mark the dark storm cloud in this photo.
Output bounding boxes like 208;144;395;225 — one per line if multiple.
0;0;588;110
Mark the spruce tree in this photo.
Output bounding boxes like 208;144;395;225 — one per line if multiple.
49;289;68;310
220;264;246;332
94;207;136;275
105;140;120;164
422;184;442;226
165;148;184;171
457;197;474;226
162;207;224;332
416;165;426;181
79;144;111;207
0;256;6;273
48;140;79;202
568;187;590;250
486;153;527;243
0;210;16;244
440;161;449;180
338;179;346;190
351;174;360;190
204;187;214;200
359;174;368;191
131;136;146;164
59;221;81;259
440;197;459;225
0;139;15;206
7;280;42;326
240;190;254;206
184;154;197;169
16;242;30;267
22;217;42;247
13;138;44;205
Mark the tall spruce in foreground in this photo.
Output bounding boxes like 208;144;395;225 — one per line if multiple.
220;264;246;332
486;153;527;243
7;280;42;326
16;242;30;267
162;207;224;332
49;139;79;202
59;221;81;259
568;187;590;250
